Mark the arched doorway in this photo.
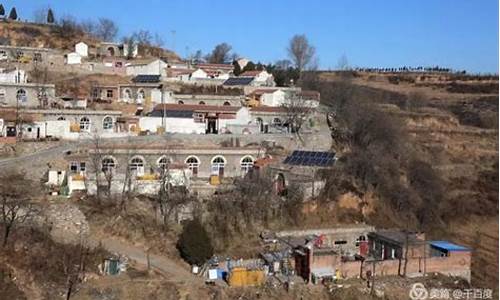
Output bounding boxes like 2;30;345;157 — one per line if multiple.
107;47;115;56
256;117;264;133
276;173;286;196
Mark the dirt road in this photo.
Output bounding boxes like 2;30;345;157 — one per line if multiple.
92;237;203;286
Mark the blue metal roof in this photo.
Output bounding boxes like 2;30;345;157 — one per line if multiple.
429;241;470;252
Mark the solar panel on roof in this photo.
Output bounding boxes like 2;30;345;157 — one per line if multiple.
223;77;254;86
132;75;161;83
283;150;336;167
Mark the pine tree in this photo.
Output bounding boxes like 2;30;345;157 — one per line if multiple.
8;7;17;20
47;8;54;23
0;5;5;17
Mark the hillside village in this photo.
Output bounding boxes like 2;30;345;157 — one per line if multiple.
0;4;498;300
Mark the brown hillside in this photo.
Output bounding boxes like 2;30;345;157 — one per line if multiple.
0;20;180;61
316;71;498;291
0;20;99;50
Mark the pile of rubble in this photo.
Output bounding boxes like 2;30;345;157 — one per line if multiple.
42;202;90;245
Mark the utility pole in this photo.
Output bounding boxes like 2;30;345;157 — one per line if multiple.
170;30;176;54
159;84;165;131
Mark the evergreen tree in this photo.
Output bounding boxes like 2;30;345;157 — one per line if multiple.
0;5;5;16
241;61;256;73
176;219;214;265
8;7;17;20
232;60;242;76
47;8;54;24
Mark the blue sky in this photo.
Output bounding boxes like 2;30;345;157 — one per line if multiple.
3;0;499;73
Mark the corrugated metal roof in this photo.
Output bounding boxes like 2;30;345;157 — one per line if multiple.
429;241;470;252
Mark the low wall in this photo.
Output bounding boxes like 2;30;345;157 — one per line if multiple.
358;252;471;282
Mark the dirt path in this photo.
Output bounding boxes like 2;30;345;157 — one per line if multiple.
91;237;203;286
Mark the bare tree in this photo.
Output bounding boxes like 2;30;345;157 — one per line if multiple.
336;54;350;71
53;16;82;39
62;241;88;300
87;131;114;204
153;33;164;48
122;36;136;60
205;43;232;64
0;170;37;246
32;7;48;23
119;140;136;211
95;18;118;42
287;34;316;72
80;19;97;37
32;60;50;108
281;92;313;143
193;50;204;63
155;140;191;228
275;59;293;70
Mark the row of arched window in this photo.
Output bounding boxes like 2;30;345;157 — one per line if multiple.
177;100;231;106
56;116;115;131
100;155;254;177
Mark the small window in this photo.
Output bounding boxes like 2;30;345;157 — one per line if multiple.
70;162;79;173
334;240;347;245
57;116;66;121
34;53;42;62
27;127;32;132
211;156;225;177
178;100;184;104
80;162;86;172
80;117;91;131
106;89;114;98
16;89;27;103
103;116;113;130
186;156;200;177
158;156;170;170
223;101;231;106
92;88;99;99
129;157;145;176
102;157;116;173
0;88;6;101
240;156;254;174
199;101;205;105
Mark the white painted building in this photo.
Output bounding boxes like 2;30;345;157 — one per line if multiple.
261;89;287;107
240;70;275;86
75;42;88;57
148;104;259;135
126;59;168;77
0;68;27;83
122;43;139;58
190;68;208;79
65;52;82;65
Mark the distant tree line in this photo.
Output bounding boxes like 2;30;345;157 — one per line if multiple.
354;66;458;74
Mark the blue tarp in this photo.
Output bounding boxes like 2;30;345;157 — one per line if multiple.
429;241;470;252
